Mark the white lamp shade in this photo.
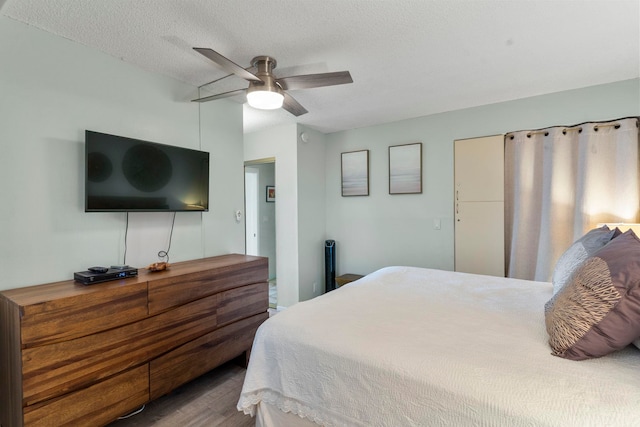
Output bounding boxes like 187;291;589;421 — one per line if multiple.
597;223;640;235
247;90;284;110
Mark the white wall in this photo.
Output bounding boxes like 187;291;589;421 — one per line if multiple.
0;17;244;291
325;78;640;277
244;124;299;307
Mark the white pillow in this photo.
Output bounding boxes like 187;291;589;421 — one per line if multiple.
551;226;618;295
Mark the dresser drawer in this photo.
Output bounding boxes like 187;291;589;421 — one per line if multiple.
149;312;268;399
23;364;148;427
147;256;268;314
16;281;148;347
217;282;268;326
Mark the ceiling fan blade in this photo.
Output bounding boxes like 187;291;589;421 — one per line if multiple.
277;71;353;91
282;93;308;116
191;88;247;103
193;47;261;82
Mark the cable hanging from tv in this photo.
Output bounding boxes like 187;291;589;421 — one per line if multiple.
157;212;176;264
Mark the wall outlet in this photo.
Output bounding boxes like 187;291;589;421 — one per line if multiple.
313;282;317;293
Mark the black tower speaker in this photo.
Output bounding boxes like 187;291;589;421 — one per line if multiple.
325;240;336;292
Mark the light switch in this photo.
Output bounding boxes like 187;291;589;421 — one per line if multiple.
434;218;441;230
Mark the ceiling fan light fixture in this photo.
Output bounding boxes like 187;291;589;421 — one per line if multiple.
247;88;284;110
192;48;351;116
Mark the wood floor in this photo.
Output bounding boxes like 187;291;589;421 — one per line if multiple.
108;361;255;427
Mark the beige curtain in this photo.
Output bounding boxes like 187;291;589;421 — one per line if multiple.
505;117;640;281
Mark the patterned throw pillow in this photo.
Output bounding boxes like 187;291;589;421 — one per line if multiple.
545;230;640;360
551;226;618;295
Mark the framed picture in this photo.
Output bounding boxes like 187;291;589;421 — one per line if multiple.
389;142;422;194
266;185;275;202
341;150;369;196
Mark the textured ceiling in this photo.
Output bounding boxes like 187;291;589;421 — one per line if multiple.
1;0;639;134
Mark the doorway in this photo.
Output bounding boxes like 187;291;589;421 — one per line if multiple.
244;160;276;308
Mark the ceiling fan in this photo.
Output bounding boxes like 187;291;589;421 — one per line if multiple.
191;47;353;116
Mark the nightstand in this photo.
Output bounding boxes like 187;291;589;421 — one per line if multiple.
335;274;364;287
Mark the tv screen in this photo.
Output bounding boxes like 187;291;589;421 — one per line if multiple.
85;130;209;212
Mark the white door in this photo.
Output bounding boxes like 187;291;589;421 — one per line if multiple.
454;135;505;276
245;167;259;256
455;201;504;276
455;136;504;202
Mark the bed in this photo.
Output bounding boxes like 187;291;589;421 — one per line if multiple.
237;265;640;426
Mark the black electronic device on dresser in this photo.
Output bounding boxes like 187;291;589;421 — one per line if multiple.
74;266;138;285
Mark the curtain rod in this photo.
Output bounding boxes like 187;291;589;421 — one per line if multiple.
525;130;548;137
525;123;618;137
562;125;582;134
506;117;638;140
593;122;621;131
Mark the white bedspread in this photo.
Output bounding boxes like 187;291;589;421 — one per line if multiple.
238;267;640;426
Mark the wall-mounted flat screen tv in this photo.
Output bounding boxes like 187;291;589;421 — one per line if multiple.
85;130;209;212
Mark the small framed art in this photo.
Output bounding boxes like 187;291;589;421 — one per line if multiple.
389;142;422;194
341;150;369;196
266;185;275;202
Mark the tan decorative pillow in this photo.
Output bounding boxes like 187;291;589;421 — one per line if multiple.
545;229;640;360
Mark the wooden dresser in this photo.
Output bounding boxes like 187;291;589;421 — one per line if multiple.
0;254;269;427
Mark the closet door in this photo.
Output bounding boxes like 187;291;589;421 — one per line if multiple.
454;135;505;276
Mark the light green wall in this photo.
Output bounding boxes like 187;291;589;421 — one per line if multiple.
255;162;276;278
325;79;640;276
245;79;639;307
244;124;328;307
200;100;246;257
297;125;327;301
0;17;244;290
244;124;299;307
